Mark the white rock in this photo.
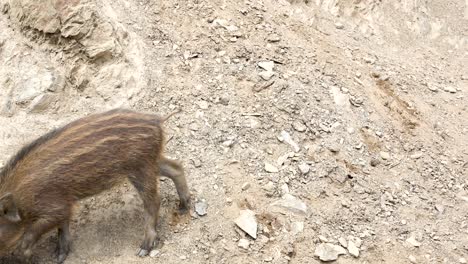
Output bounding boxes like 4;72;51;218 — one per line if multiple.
242;182;251;191
259;71;275;81
235;210;257;239
198;100;209;109
380;151;390;160
443;86;457;93
406;236;421;247
278;130;300;152
314;243;347;262
270;194;307;214
410;152;423;159
194;200;208;216
298;163;310;174
258;61;274;72
409;255;417;263
264;162;279;173
292;121;307;132
335;22;344;29
459;257;467;264
338;237;348;248
238;238;250;249
290;222;304;235
347;241;360;257
149;250;160;257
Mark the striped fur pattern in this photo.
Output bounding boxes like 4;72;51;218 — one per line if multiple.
0;109;189;263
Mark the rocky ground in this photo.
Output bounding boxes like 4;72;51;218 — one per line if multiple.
0;0;467;263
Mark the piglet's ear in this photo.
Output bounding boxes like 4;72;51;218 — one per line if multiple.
0;193;21;222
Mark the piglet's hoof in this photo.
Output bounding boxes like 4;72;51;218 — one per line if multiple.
136;248;149;257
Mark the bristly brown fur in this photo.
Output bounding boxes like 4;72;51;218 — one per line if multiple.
0;108;190;262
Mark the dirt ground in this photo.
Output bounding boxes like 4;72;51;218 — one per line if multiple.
0;0;467;263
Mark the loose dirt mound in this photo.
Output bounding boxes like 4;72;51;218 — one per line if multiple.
0;0;466;263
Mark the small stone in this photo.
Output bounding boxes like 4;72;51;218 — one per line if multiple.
347;241;360;257
443;86;457;93
235;210;258;239
198;100;209;109
149;249;160;257
314;243;347;262
459;257;467;264
264;162;279;173
194;200;208;216
370;158;381;167
435;204;445;213
406;236;421;247
338;237;348;248
318;236;328;243
278;130;300;152
410;152;423;159
298;163;310;174
258;61;275;72
270;194;307;214
263;181;275;193
238;238;250;249
409;255;417;263
427;84;438;92
328;144;340;153
348;236;362;248
259;71;275;81
290;222;304;235
267;33;281;42
335;22;344;29
380;151;390;160
180;255;187;260
242;182;251;191
292;121;307;132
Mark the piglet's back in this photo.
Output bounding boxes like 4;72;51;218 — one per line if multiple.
0;109;165;202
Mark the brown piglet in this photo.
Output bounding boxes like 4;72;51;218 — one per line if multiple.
0;109;190;263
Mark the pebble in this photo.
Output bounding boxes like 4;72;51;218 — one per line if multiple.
460;258;467;264
314;243;347;262
328;144;340;153
195;200;208;216
238;238;250;249
427;84;438;92
435;204;445;213
370;158;381;167
292;121;307;132
258;61;275;72
406;236;421;247
264;162;279;173
298;163;310;174
267;33;281;42
235;210;258;239
270;194;307;214
290;222;304;235
410;152;423;159
347;240;360;257
443;86;457;93
409;255;417;263
259;71;275;81
380;151;390;160
242;182;251;191
198;100;209;109
318;235;328;243
279;130;300;152
338;237;348;248
149;249;160;257
335;22;344;29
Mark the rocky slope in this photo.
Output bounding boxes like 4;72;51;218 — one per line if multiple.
0;0;466;263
